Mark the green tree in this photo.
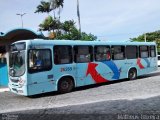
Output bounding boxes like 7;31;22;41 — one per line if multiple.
50;0;64;20
35;0;97;41
35;1;52;15
55;22;97;41
39;16;60;32
62;20;75;34
131;30;160;52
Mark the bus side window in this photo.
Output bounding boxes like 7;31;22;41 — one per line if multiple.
150;46;156;57
54;45;72;64
126;46;138;59
94;46;110;61
112;46;125;60
74;46;93;63
139;46;149;58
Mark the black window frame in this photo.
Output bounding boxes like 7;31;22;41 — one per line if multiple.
139;45;149;58
28;49;52;73
54;45;73;65
158;55;160;60
74;45;93;63
94;45;111;61
126;45;138;59
111;45;125;60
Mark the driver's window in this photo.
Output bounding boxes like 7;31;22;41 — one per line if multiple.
28;49;52;73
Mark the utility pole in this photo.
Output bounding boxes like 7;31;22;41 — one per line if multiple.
144;33;147;42
16;13;26;28
77;0;81;39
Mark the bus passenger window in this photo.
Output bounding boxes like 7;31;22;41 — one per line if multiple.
95;46;110;61
126;46;138;59
139;46;149;58
54;45;72;64
74;46;93;63
150;46;156;57
112;46;125;60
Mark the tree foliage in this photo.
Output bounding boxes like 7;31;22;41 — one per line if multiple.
50;0;64;19
130;30;160;52
35;1;52;14
130;30;160;42
35;0;97;41
38;16;97;40
39;16;59;31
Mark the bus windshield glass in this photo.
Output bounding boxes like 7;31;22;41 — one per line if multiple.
9;43;26;77
10;42;26;51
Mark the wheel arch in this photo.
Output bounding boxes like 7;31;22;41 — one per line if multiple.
56;75;76;89
127;67;138;78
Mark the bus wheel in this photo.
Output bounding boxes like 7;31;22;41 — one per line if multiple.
58;77;74;93
128;68;137;80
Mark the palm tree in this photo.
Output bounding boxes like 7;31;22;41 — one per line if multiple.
50;0;64;35
35;1;52;15
50;0;64;20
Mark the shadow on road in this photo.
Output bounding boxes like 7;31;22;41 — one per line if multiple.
3;94;160;120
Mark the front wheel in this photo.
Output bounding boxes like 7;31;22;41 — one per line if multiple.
58;77;74;93
128;69;137;80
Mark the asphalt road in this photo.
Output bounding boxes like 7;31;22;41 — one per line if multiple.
1;68;160;120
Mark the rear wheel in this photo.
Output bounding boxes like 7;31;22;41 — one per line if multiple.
128;68;137;80
58;77;74;93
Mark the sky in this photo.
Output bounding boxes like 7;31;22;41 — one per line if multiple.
0;0;160;41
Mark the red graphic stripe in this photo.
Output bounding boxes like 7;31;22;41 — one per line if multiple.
86;63;109;83
137;58;144;69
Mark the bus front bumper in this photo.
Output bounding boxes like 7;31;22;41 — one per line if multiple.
8;83;28;96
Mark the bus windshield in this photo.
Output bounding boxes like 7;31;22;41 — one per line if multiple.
9;51;25;77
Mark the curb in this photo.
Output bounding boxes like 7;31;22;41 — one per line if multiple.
0;88;9;92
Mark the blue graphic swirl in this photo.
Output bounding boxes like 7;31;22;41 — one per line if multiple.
102;61;120;79
143;58;150;67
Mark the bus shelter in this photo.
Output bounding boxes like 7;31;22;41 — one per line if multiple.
0;28;44;86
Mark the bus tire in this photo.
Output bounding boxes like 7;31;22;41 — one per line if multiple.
128;68;137;80
58;77;74;93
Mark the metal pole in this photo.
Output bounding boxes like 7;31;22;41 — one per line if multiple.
16;13;26;28
77;0;81;39
144;33;147;42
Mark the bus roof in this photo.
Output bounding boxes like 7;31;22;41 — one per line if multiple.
15;39;156;46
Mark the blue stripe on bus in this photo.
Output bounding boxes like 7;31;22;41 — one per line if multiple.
102;61;120;79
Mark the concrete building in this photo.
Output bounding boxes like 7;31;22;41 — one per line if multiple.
0;28;44;86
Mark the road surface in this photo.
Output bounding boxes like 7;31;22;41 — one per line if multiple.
0;68;160;120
